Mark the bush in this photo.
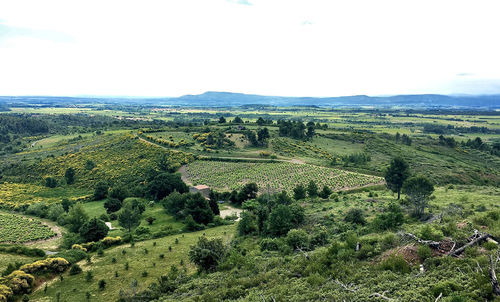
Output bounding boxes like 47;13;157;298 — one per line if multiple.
69;264;82;275
419;225;443;241
260;238;280;251
20;258;70;274
45;177;58;188
135;226;151;235
98;279;106;290
79;218;109;242
379;254;410;274
417;245;432;260
344;208;366;225
286;229;310;250
189;236;227;272
53;249;86;264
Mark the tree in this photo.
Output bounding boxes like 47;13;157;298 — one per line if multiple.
209;198;220;216
84;160;96;170
189;236;227;272
218;116;226;123
403;176;434;219
104;198;122;214
162;191;188;218
293;184;306;200
79;218;109;242
235;183;258;205
256;117;266;125
118;206;141;232
65;167;75;185
93;181;109;200
145;216;156;225
232;116;243;123
61;198;72;212
185;193;214;225
47;204;65;221
384;157;410;199
319;186;332;199
66;203;89;233
109;186;128;202
306;126;315;139
237;211;258;236
268;205;293;236
147;173;188;201
307;180;318;198
45;177;58;188
257;128;270;145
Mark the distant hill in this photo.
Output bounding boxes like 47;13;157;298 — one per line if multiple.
0;92;499;109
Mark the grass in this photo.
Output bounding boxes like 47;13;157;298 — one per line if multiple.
81;200;185;237
30;224;236;302
0;253;41;272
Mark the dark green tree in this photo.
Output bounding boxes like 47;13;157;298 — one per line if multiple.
209;198;220;216
66;203;89;233
147;173;188;201
61;198;72;212
93;181;109;200
185;193;214;225
79;218;109;242
307;180;318;198
293;184;306;200
65;167;75;185
45;177;58;188
189;236;227;272
319;185;332;199
403;176;434;219
237;211;258;236
118;206;141;232
218;116;226;123
384;157;410;199
104;198;122;214
268;204;293;236
109;185;128;202
232;116;243;123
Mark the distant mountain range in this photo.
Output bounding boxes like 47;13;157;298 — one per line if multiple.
1;92;499;109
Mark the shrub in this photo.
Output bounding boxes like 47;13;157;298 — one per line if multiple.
379;255;410;274
98;279;106;290
286;229;310;250
69;264;82;275
344;208;366;225
101;236;122;247
135;226;151;236
419;225;443;241
20;258;70;274
86;271;93;282
260;238;280;251
3;270;35;294
417;245;432;260
189;236;227;272
53;249;86;264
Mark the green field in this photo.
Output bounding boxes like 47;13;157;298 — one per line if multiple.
184;161;383;193
30;224;235;302
0;212;56;243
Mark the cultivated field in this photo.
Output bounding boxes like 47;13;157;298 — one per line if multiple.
184;161;383;193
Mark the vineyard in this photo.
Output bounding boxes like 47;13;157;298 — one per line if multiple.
0;213;56;243
184;161;383;193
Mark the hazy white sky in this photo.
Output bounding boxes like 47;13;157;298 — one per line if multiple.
1;0;500;97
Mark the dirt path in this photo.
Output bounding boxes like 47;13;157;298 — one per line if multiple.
219;205;243;221
24;219;62;250
178;165;193;186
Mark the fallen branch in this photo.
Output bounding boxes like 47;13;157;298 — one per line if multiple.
490;251;500;296
369;292;394;301
334;279;358;293
399;232;440;248
449;233;491;257
434;292;443;302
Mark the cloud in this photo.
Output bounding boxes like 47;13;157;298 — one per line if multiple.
227;0;252;5
456;73;474;77
0;22;74;44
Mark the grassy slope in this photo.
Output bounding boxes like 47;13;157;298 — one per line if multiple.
30;224;235;302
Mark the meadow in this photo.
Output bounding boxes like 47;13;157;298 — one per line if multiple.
30;224;235;302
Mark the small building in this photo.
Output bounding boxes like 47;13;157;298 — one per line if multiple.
189;185;211;199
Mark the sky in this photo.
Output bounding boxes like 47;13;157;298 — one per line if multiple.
1;0;500;97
